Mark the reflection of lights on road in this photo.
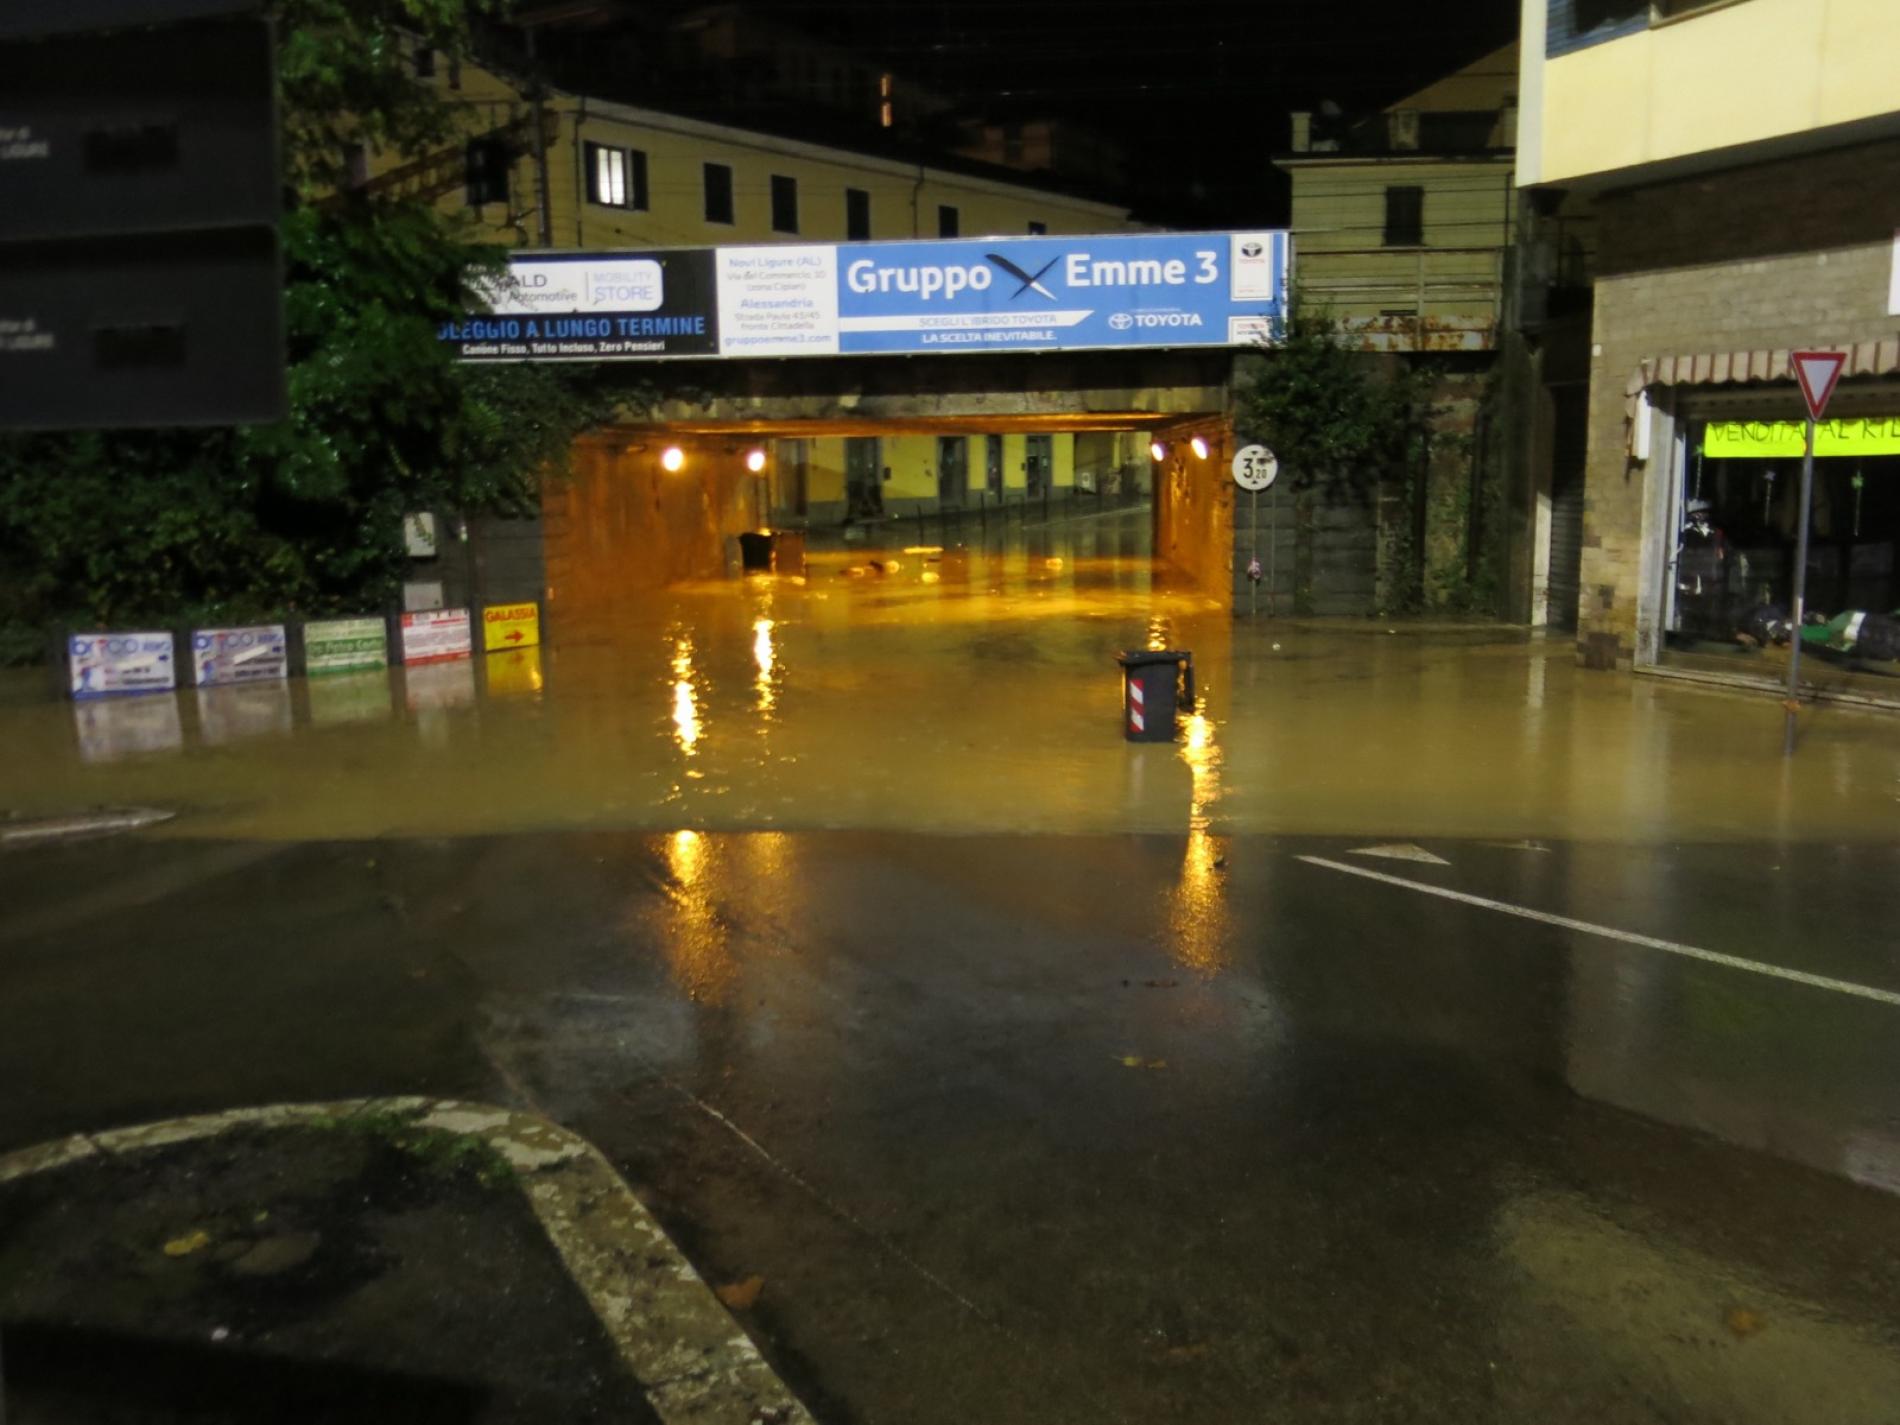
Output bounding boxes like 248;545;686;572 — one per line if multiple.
658;829;736;1003
920;570;940;585
1171;709;1229;972
671;633;701;754
902;546;943;555
752;618;776;714
1147;616;1170;652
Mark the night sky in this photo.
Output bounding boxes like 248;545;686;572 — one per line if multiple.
750;1;1519;221
549;1;1524;223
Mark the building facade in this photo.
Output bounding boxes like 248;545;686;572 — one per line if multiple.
1275;46;1589;621
1519;0;1900;702
363;44;1145;530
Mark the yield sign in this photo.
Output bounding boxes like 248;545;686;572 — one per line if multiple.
1792;349;1847;421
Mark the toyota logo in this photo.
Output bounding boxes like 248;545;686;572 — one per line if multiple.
1241;242;1263;258
1108;312;1133;330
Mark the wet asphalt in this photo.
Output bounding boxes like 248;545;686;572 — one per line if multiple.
4;509;1900;1421
5;827;1900;1423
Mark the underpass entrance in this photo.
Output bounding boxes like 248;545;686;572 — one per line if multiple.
532;348;1248;636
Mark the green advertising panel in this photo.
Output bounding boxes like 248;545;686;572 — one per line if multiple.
303;616;388;675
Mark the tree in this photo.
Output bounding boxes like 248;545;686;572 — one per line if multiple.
0;0;615;660
1234;305;1436;613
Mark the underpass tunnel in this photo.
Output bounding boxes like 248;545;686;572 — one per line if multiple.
541;408;1237;636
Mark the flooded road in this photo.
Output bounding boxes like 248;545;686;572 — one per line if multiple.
5;508;1900;1423
4;506;1898;845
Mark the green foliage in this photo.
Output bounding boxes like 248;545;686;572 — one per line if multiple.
316;1108;517;1189
1235;305;1434;505
0;0;617;655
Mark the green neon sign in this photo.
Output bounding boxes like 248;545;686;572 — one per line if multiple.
1703;417;1900;458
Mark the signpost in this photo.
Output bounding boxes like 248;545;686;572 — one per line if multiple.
1232;444;1279;618
397;608;472;666
67;631;175;698
190;624;287;687
481;601;540;653
1784;349;1848;753
303;616;388;675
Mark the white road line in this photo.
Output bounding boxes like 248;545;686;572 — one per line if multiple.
1296;855;1900;1010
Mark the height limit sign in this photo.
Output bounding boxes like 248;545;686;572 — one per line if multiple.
1232;444;1279;491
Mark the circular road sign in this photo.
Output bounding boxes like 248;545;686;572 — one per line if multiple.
1232;444;1279;492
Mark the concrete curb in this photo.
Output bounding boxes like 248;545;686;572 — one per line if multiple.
0;1097;815;1425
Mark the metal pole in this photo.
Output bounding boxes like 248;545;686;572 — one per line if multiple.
1250;487;1258;619
1268;489;1278;617
1783;415;1816;755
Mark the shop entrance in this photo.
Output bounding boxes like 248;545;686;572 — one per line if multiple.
1654;390;1900;693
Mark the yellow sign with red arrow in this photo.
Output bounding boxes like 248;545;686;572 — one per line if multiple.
481;601;541;653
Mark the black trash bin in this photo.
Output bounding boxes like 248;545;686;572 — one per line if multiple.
1116;649;1195;742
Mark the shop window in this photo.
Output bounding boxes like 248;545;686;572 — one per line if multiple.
845;187;871;241
771;174;798;234
1660;413;1900;682
704;162;734;224
938;204;959;238
1383;186;1423;246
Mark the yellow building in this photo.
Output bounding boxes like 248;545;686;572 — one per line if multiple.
1278;44;1520;351
1518;0;1900;703
363;45;1138;523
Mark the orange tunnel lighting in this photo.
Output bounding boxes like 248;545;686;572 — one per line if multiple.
662;445;686;472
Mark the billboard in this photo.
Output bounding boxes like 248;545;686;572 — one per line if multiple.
441;231;1287;363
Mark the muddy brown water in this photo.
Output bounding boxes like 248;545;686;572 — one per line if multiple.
3;510;1896;846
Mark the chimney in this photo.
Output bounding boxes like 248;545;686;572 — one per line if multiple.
1290;111;1312;153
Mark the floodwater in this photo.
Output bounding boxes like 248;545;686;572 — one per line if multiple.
4;506;1898;844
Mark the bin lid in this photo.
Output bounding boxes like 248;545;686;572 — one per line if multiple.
1117;649;1191;667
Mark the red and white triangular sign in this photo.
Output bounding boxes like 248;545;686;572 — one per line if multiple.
1792;349;1847;421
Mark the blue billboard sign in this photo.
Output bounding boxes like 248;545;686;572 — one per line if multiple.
441;230;1287;363
834;232;1286;355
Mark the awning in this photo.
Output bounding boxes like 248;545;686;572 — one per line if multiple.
1625;338;1900;453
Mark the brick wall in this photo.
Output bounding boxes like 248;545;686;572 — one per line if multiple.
1579;137;1900;666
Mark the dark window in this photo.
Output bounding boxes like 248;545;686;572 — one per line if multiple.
1027;220;1046;235
413;44;435;78
1547;0;1648;56
1383;186;1424;246
845;187;871;240
937;204;959;238
465;137;509;207
448;53;461;90
704;162;734;224
770;174;798;234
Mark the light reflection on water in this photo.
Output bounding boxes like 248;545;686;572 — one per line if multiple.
7;511;1900;845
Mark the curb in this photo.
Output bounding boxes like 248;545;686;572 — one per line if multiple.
0;1097;815;1425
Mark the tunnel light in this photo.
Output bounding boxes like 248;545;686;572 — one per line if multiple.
1149;440;1168;462
745;448;767;473
1190;436;1209;460
661;445;686;472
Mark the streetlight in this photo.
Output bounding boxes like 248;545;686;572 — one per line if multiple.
1149;439;1168;462
661;445;685;472
1190;436;1209;460
745;447;767;473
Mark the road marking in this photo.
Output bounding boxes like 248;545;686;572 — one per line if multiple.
1296;855;1900;1009
1347;843;1450;866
